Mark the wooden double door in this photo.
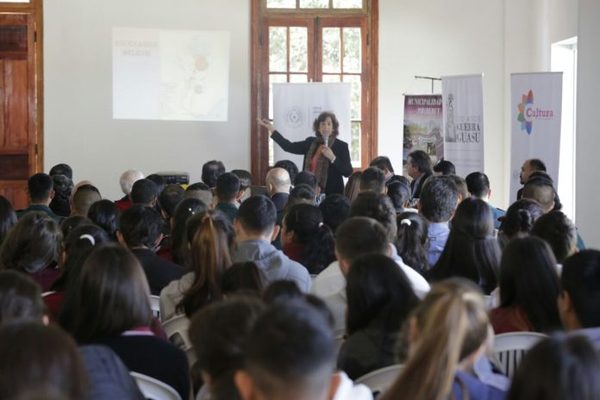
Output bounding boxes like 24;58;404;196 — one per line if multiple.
0;2;43;210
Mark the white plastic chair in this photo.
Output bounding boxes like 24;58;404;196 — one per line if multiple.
355;364;403;397
149;295;161;319
130;371;182;400
493;332;547;377
163;314;196;366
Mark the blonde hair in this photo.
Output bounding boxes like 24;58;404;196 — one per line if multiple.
381;278;489;400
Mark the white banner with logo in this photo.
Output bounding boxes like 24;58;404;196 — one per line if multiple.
510;72;563;200
272;83;352;170
441;74;485;177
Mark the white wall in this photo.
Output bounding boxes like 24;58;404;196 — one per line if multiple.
576;0;600;247
379;0;507;207
44;0;250;200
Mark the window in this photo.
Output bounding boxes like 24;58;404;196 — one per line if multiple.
251;0;378;182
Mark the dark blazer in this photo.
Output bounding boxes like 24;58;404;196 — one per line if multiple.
410;171;432;201
271;131;353;195
131;248;185;295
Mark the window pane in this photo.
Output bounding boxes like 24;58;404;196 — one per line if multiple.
299;0;329;8
269;27;287;72
343;74;361;119
333;0;363;8
267;0;296;8
343;28;361;73
269;74;287;119
322;28;341;73
322;74;341;82
289;27;307;73
290;74;308;82
351;121;361;165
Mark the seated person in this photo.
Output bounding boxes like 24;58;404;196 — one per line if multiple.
234;300;337;400
18;173;60;220
231;169;253;203
465;171;505;229
497;198;544;248
0;270;46;325
532;210;577;265
202;160;226;189
381;279;505;400
318;193;350;235
231;196;311;292
185;182;214;207
70;184;101;217
118;205;184;295
215;172;242;223
130;178;158;208
359;167;386;194
115;169;144;212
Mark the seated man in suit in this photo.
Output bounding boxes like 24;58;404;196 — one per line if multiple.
118;205;184;295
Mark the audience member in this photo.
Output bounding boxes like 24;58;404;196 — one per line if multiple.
338;253;419;379
130;178;158;207
0;196;16;245
234;300;336;400
559;250;600;348
287;183;316;208
318;193;350;234
427;198;501;294
221;262;264;296
18;172;59;220
532;211;577;264
489;237;561;334
0;212;62;291
507;334;600;400
232;196;311;292
406;150;433;203
419;175;459;266
498;198;544;247
381;279;505;400
215;172;242;222
449;174;469;203
274;159;299;184
60;215;90;239
158;184;185;221
190;296;266;400
465;171;505;229
387;178;412;214
49;224;109;322
231;169;253;203
369;155;396;183
396;211;429;275
160;210;234;320
170;198;208;266
0;322;88;399
49;163;73;180
359;167;386;194
202;160;226;188
185;181;214;206
118;205;184;295
49;173;73;217
146;173;166;196
294;171;321;199
0;270;45;325
115;169;144;212
516;158;546;200
87;199;120;241
266;167;291;213
71;184;102;217
68;245;190;399
344;171;362;202
433;159;456;176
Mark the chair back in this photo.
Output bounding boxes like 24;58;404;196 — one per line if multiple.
355;364;403;398
150;295;160;319
163;314;196;366
493;332;547;377
130;371;182;400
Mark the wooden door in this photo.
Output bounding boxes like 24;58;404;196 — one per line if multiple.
0;9;41;210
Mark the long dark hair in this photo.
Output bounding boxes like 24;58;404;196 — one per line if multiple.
345;254;419;335
396;212;429;275
498;236;561;333
0;196;16;246
170;198;207;266
427;198;500;294
177;211;234;318
508;334;600;400
283;204;335;274
87;199;121;241
69;245;152;343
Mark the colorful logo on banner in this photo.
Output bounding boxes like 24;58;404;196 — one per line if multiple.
517;90;554;135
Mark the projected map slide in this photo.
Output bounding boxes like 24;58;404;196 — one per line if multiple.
113;28;230;121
